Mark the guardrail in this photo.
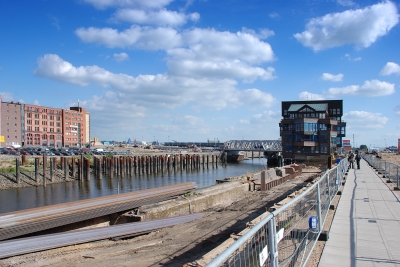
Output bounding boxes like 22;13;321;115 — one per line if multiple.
207;158;348;267
363;154;400;188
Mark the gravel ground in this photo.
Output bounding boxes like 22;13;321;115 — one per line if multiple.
3;154;395;266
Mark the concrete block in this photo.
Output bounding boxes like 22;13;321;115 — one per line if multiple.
267;169;277;180
318;231;329;241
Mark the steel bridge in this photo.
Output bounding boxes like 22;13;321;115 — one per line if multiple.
224;139;282;152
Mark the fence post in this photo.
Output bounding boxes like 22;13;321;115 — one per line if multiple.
336;167;339;192
388;163;391;181
268;217;278;267
326;173;331;202
317;183;323;231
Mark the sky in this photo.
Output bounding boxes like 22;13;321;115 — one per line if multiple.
0;0;399;148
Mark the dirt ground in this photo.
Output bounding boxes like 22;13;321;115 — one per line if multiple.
1;155;397;267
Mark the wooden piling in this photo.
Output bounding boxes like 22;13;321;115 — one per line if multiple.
16;158;20;184
35;158;39;183
43;155;47;186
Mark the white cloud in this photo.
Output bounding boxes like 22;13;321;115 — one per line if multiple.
113;52;129;62
83;0;173;10
241;27;275;39
321;72;343;82
112;8;199;26
171;115;204;126
0;92;13;101
298;91;325;100
34;54;276;110
343;111;388;129
75;26;183;50
380;62;400;75
325;80;395;97
294;1;399;51
269;12;279;19
33;100;40;106
337;0;355;6
165;28;276;82
395;105;400;116
75;25;276;83
250;110;279;123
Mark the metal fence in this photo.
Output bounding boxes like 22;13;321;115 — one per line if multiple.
363;154;400;189
207;158;348;267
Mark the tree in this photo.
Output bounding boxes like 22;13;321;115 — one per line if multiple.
360;144;368;150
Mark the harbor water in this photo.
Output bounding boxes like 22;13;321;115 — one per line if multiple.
0;158;267;214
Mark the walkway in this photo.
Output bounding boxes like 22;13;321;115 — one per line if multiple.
319;158;400;266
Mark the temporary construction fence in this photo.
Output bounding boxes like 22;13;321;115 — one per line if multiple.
363;154;400;188
207;158;348;267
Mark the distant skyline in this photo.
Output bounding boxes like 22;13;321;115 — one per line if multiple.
0;0;399;147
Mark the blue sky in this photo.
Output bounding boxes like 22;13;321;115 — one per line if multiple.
0;0;399;148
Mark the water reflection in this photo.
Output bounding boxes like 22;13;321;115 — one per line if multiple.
0;158;267;214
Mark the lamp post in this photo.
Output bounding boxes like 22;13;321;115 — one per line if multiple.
384;139;387;148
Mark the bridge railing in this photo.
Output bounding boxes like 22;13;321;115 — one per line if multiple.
363;154;400;188
225;140;282;151
207;158;348;267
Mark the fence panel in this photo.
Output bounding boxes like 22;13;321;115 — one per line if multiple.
208;159;348;267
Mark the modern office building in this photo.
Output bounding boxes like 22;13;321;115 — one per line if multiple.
279;100;346;161
0;98;24;147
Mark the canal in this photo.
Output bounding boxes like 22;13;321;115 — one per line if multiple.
0;158;267;214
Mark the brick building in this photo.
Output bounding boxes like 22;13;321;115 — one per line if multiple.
279;100;346;161
62;106;90;148
0;98;24;147
24;104;63;147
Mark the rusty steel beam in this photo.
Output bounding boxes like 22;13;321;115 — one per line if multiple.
0;182;197;241
0;213;202;259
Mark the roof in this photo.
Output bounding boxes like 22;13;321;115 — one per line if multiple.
288;103;327;112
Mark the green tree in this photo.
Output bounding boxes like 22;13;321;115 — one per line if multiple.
360;144;368;150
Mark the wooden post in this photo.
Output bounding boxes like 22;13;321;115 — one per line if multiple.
43;154;47;186
261;171;266;191
16;158;20;184
35;158;39;183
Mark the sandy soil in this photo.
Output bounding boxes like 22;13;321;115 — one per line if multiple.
1;154;397;266
0;163;331;267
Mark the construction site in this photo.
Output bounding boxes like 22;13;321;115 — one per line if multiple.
0;152;398;267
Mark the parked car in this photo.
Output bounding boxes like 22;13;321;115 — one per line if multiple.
19;150;30;155
0;149;10;155
9;150;21;156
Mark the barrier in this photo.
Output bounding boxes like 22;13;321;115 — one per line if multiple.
207;159;348;267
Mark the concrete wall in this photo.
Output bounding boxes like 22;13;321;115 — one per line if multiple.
132;181;249;221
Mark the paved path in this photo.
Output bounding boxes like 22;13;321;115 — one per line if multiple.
319;158;400;267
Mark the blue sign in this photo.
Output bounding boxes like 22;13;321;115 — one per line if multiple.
309;216;318;230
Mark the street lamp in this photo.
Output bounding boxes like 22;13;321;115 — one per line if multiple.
384;139;387;148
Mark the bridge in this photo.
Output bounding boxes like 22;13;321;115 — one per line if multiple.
224;139;282;152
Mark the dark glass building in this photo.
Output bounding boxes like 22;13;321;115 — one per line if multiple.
279;100;346;161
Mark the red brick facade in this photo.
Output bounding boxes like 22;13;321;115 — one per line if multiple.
24;104;63;147
0;100;23;147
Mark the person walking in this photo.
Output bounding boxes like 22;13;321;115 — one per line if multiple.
355;150;361;169
348;151;354;169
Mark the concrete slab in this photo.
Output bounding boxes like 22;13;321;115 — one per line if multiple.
319;159;400;267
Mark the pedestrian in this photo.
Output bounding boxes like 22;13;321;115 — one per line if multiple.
348;151;354;169
355;150;361;169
